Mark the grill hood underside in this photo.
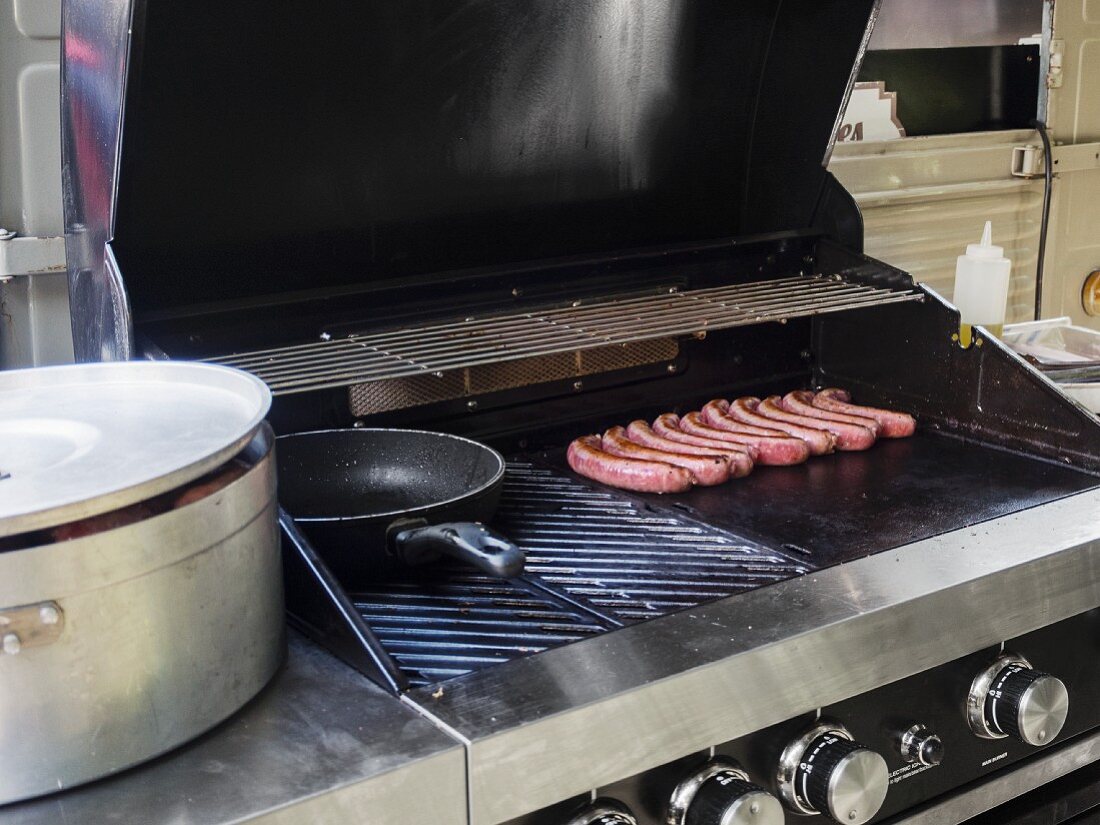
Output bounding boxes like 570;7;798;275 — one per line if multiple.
64;0;879;346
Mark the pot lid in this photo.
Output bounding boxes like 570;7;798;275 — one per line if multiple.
0;361;270;538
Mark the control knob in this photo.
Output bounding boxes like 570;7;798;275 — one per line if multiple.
898;724;944;767
566;800;638;825
668;758;784;825
777;722;889;825
967;654;1069;746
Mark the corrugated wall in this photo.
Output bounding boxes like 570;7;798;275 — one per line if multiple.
829;129;1045;323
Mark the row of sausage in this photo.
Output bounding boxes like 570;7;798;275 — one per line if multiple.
566;389;915;493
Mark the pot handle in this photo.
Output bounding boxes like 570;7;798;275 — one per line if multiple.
393;522;525;578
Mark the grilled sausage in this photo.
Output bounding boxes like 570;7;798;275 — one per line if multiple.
652;414;759;462
604;426;730;486
722;397;837;455
624;421;752;479
781;390;881;436
701;399;791;438
813;388;916;438
51;503;156;541
680;412;810;466
757;396;876;451
567;435;694;494
173;461;249;508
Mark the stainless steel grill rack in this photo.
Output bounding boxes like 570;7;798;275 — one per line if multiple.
207;275;923;395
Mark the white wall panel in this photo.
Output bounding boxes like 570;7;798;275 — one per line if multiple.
830;130;1045;324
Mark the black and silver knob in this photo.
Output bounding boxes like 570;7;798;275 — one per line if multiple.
898;724;944;767
967;654;1069;746
566;799;638;825
668;758;784;825
777;722;889;825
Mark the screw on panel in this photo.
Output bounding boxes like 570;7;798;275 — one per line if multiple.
38;605;60;625
2;633;21;655
666;364;678;374
573;381;584;391
467;400;479;410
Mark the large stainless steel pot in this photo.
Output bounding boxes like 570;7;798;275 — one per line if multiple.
0;363;284;805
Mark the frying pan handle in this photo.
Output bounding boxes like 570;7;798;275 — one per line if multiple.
392;522;525;578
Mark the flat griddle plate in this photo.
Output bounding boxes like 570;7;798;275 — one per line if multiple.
535;432;1100;570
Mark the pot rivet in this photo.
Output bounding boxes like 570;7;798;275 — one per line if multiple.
2;633;21;655
39;605;60;625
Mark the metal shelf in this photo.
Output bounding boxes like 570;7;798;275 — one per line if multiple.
207;275;923;396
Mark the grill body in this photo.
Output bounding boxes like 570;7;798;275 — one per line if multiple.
58;0;1100;823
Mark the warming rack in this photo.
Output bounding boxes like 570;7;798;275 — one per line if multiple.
208;275;923;396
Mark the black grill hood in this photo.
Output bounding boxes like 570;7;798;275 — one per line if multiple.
106;0;877;325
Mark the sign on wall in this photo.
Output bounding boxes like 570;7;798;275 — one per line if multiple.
837;81;906;143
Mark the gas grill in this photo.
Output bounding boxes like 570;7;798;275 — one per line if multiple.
60;0;1100;823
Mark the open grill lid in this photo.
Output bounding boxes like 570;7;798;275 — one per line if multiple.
77;0;878;337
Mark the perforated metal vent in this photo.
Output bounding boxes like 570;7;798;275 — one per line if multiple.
348;339;678;415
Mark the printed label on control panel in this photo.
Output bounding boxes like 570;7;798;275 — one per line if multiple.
889;763;935;785
981;752;1009;768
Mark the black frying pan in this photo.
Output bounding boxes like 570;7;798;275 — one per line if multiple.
276;428;524;579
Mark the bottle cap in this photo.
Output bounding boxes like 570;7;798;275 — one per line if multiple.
966;221;1005;259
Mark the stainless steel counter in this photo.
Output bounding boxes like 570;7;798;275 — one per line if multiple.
4;490;1098;825
0;632;465;825
410;487;1100;825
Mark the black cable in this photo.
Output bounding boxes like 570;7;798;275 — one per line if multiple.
1030;119;1054;321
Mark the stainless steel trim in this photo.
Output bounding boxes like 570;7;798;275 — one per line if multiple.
824;0;882;167
408;487;1100;825
967;654;1030;740
667;758;749;825
62;0;138;362
893;728;1100;825
207;276;923;396
777;722;852;816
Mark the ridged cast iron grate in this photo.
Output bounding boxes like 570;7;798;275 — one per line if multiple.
496;464;808;621
351;575;606;687
351;463;809;686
